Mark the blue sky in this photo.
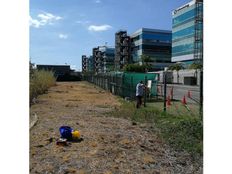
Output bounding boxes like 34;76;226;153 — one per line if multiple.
30;0;190;71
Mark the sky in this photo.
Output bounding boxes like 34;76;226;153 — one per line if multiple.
30;0;191;71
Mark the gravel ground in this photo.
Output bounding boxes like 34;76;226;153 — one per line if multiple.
30;81;202;174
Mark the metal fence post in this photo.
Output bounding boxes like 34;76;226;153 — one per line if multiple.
108;75;110;91
163;70;167;112
130;76;133;99
100;75;102;88
122;74;125;97
199;70;203;117
144;76;147;107
116;74;118;95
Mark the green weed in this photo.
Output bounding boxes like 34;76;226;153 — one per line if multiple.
110;99;203;157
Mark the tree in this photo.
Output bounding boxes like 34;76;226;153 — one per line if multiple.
141;55;153;64
123;64;147;73
123;55;154;73
189;62;203;70
188;62;203;82
140;55;153;72
168;63;184;84
168;63;184;71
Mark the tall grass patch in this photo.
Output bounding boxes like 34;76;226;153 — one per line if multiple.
30;69;56;103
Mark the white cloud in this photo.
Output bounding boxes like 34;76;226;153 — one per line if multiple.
59;34;68;39
88;24;112;32
76;20;90;24
30;12;62;28
29;16;41;28
38;12;62;26
95;0;101;3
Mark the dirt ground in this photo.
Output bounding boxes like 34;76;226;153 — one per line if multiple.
30;81;202;174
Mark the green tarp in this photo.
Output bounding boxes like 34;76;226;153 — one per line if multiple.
122;72;157;98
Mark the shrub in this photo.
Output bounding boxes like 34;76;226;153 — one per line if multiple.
188;62;203;70
168;63;184;71
123;64;149;72
30;69;56;103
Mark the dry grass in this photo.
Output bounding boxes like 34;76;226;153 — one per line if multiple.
30;69;56;103
30;82;202;173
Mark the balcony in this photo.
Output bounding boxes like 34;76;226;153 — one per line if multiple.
122;41;129;46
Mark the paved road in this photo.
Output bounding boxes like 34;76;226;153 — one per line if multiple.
157;84;200;104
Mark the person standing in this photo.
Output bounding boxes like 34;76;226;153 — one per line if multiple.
136;81;145;108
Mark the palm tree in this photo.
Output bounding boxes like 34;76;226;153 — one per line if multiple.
140;55;153;72
189;62;203;85
168;62;184;84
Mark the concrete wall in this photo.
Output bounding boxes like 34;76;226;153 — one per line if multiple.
156;69;201;86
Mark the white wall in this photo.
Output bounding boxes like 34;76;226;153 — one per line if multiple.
157;69;201;85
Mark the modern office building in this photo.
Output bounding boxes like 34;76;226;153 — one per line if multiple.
87;56;94;72
82;55;94;73
92;47;99;73
82;55;88;72
172;0;203;66
115;30;131;70
130;28;172;71
99;46;115;73
93;46;115;73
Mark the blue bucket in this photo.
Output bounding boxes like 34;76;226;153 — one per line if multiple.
59;126;73;140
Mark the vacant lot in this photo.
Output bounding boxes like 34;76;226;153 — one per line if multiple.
30;81;202;174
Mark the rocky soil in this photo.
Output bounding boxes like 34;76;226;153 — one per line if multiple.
30;81;202;174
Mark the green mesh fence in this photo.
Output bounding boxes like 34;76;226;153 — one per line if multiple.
122;72;157;98
84;72;158;99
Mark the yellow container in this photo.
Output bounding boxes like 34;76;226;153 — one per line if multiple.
72;130;81;139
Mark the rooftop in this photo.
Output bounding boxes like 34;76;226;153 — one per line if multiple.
131;28;171;37
171;0;203;15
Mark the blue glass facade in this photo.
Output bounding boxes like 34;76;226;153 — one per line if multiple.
99;46;115;72
131;28;172;71
88;56;94;72
172;0;203;64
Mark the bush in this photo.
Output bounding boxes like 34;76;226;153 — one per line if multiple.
123;64;149;72
30;69;56;103
168;63;184;71
188;62;203;70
